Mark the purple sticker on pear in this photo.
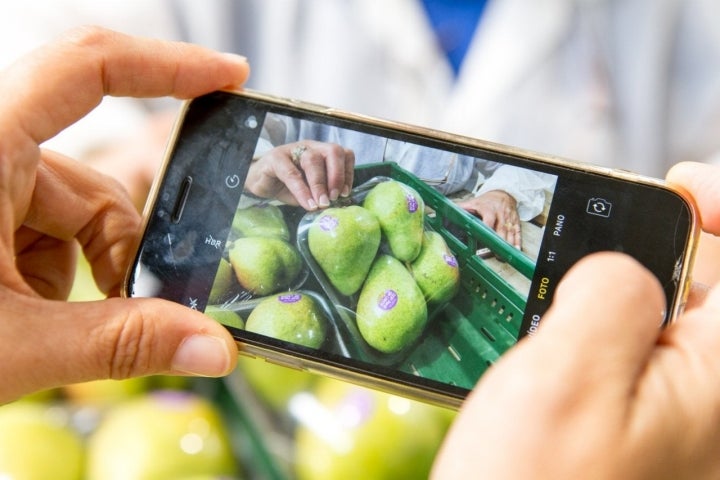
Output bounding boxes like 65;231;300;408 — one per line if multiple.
377;289;398;310
443;254;458;268
278;293;302;304
318;215;339;232
405;194;418;213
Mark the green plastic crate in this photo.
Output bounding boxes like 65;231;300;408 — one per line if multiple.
351;162;533;389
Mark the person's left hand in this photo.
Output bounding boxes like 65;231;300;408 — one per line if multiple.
458;190;522;248
0;26;250;403
245;140;355;210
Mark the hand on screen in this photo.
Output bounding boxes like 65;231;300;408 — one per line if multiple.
245;140;355;210
458;190;522;249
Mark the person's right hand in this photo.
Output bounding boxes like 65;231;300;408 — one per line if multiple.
432;161;720;479
0;27;249;404
458;189;522;249
245;140;355;210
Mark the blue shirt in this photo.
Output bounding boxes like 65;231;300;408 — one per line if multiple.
420;0;489;77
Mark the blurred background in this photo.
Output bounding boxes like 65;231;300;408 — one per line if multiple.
3;0;720;477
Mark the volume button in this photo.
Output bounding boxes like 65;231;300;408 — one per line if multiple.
171;176;193;224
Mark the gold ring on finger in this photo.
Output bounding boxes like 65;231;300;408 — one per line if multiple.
291;145;308;165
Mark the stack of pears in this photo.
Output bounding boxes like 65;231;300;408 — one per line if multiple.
208;204;327;351
307;179;460;355
208;178;462;357
206;204;301;328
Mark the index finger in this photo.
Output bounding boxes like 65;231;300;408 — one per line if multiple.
0;26;249;247
0;26;250;146
0;26;250;277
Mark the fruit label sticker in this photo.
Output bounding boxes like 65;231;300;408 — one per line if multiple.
278;293;302;304
377;289;398;311
405;194;419;213
444;254;458;268
318;215;339;232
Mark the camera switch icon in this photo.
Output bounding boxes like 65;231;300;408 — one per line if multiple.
587;198;612;217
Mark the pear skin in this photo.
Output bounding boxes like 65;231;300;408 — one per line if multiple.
307;205;381;296
204;305;245;330
410;231;460;306
363;180;424;262
232;204;290;241
228;237;301;296
245;292;327;348
356;255;428;354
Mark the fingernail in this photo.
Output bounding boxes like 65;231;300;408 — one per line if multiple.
319;194;330;208
221;52;248;64
172;334;231;377
330;189;340;201
341;185;351;197
308;198;318;210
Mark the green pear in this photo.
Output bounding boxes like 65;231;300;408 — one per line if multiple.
410;231;460;306
204;305;245;330
295;377;454;480
363;180;425;262
86;392;237;480
355;255;428;354
232;203;290;241
228;237;301;296
236;356;317;411
0;402;85;480
246;292;328;348
307;205;381;296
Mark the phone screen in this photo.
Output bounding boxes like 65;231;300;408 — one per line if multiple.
126;91;696;405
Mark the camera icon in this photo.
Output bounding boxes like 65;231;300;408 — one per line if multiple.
586;198;612;217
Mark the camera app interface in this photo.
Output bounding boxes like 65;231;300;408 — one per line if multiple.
205;108;559;393
130;92;692;397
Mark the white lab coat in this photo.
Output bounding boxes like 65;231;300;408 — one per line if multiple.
255;116;556;220
3;0;720;178
171;0;720;178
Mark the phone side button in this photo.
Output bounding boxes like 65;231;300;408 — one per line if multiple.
171;176;193;223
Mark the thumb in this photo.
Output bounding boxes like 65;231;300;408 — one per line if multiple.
0;293;238;403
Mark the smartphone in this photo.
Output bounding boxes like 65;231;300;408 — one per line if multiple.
124;89;699;409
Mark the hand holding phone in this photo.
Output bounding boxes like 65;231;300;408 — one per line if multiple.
433;252;668;478
0;28;250;404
